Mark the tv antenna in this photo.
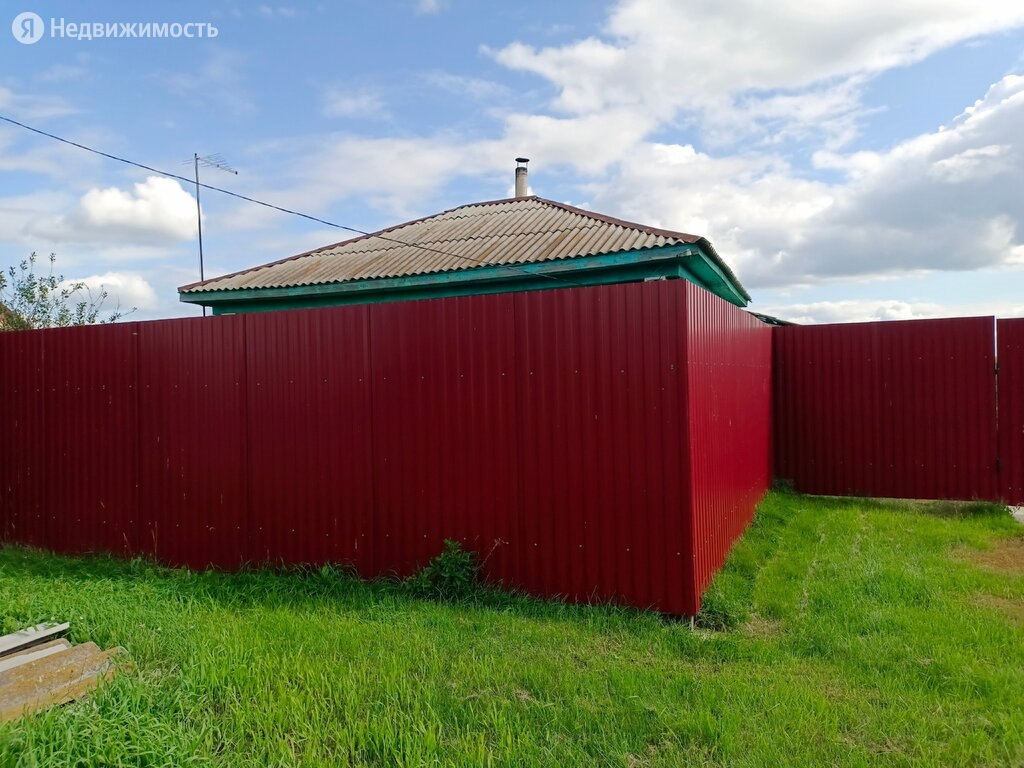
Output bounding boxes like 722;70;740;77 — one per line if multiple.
186;153;238;316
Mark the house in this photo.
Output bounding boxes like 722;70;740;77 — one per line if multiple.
2;165;771;617
178;164;750;314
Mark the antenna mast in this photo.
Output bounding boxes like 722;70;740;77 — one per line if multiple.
190;153;238;316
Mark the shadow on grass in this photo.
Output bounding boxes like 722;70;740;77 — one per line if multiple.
7;490;1003;638
793;493;1010;519
0;542;670;637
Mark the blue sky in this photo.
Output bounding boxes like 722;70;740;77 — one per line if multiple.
1;0;1022;323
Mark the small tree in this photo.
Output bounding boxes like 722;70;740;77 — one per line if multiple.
0;252;133;330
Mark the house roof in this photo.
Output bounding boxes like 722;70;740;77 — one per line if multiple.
179;196;750;302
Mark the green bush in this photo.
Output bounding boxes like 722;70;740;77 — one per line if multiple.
405;539;479;600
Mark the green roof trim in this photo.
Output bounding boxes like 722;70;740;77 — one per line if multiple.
179;243;749;315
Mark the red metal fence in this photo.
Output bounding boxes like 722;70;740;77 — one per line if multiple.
773;316;1020;503
685;283;773;601
0;281;772;615
999;319;1024;505
2;282;1018;614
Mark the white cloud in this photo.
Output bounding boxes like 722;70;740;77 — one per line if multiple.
255;135;493;218
583;142;833;283
118;0;1024;308
928;144;1010;183
0;86;77;121
223;68;1024;292
65;272;159;312
158;50;254;116
257;5;298;18
28;176;198;245
35;64;88;84
239;109;661;220
416;0;446;15
488;0;1024;144
762;298;1024;324
0;130;96;178
584;74;1024;290
758;76;1024;284
766;299;942;324
256;0;1024;240
237;106;690;220
502;109;656;175
322;89;388;119
423;72;510;101
700;78;875;149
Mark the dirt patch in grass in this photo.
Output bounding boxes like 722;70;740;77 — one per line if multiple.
513;688;537;703
975;594;1024;624
742;615;784;638
958;537;1024;575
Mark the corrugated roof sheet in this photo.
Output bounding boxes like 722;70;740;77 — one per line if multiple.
180;196;748;299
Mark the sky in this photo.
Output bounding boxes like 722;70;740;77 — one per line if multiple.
0;0;1023;324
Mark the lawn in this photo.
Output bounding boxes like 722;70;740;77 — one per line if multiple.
1;492;1022;767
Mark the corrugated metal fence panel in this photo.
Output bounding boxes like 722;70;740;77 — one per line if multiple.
774;323;872;496
515;282;690;613
0;280;779;615
0;330;44;545
774;317;997;501
369;294;520;581
999;318;1024;505
245;306;376;570
683;282;772;610
39;324;140;556
138;316;248;569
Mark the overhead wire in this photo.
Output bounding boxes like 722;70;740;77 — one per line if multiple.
0;113;584;288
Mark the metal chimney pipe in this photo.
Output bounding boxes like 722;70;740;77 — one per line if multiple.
514;157;529;197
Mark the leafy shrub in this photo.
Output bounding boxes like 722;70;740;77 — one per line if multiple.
0;251;133;330
405;539;479;600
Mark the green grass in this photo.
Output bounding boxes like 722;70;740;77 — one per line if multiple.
1;491;1023;767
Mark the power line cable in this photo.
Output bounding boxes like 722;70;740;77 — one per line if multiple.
0;114;582;287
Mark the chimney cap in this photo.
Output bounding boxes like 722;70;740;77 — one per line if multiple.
515;157;530;165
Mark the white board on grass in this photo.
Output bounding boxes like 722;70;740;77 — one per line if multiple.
0;623;71;658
